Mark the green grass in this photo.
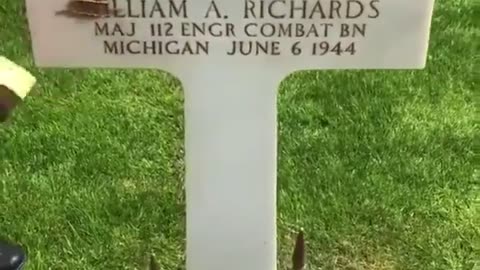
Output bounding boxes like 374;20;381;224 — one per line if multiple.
1;0;478;269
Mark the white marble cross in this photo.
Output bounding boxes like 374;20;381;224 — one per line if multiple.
25;0;436;269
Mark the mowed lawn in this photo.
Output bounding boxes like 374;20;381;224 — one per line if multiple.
0;0;478;269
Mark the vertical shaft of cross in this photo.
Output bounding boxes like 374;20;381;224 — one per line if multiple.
181;66;281;270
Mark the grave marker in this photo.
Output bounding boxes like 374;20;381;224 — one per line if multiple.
25;0;436;269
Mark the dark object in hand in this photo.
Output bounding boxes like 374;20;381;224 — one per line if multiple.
292;230;306;270
149;255;159;270
0;241;26;270
0;85;21;122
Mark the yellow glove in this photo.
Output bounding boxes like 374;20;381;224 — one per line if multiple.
0;56;37;122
